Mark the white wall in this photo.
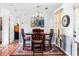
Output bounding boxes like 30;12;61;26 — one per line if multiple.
9;16;16;43
54;3;74;55
72;5;79;56
0;7;12;45
61;4;74;37
59;4;74;55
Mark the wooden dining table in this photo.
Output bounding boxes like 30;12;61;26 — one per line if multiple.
25;33;50;35
25;33;50;49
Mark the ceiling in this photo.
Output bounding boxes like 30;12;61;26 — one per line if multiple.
0;3;62;16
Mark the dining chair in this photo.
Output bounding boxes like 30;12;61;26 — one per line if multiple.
45;29;53;50
32;29;44;56
21;29;31;50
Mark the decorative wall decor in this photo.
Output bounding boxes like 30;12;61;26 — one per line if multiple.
31;16;44;27
62;15;70;27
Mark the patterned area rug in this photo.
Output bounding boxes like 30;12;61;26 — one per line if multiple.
11;45;67;56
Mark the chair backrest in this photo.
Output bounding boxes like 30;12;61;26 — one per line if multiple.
21;29;25;40
32;29;44;40
50;29;53;38
32;29;45;51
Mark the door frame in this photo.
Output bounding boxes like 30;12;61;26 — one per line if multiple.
73;5;79;56
55;9;62;47
0;16;2;44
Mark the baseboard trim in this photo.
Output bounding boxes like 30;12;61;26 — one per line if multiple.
54;44;70;56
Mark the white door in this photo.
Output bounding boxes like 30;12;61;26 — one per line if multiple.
73;7;79;56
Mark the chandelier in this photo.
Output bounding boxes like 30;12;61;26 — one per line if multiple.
31;5;44;28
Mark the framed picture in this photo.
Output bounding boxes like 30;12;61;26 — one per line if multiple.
38;19;44;27
31;17;44;27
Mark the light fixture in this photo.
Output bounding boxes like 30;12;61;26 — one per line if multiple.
31;5;44;28
33;5;44;20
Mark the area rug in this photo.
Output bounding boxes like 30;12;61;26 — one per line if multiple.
11;46;33;56
11;45;67;56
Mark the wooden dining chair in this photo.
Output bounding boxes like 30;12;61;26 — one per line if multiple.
21;29;31;50
32;29;44;56
45;29;53;50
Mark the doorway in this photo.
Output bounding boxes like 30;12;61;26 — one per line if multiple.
14;23;19;41
0;17;2;44
74;6;79;56
55;9;62;47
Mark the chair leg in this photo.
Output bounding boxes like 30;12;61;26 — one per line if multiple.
23;45;24;50
49;40;52;50
23;40;25;50
23;43;24;50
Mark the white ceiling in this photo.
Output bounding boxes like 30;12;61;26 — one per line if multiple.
0;3;62;16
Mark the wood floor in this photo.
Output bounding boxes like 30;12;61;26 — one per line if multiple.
0;41;19;56
0;41;67;56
